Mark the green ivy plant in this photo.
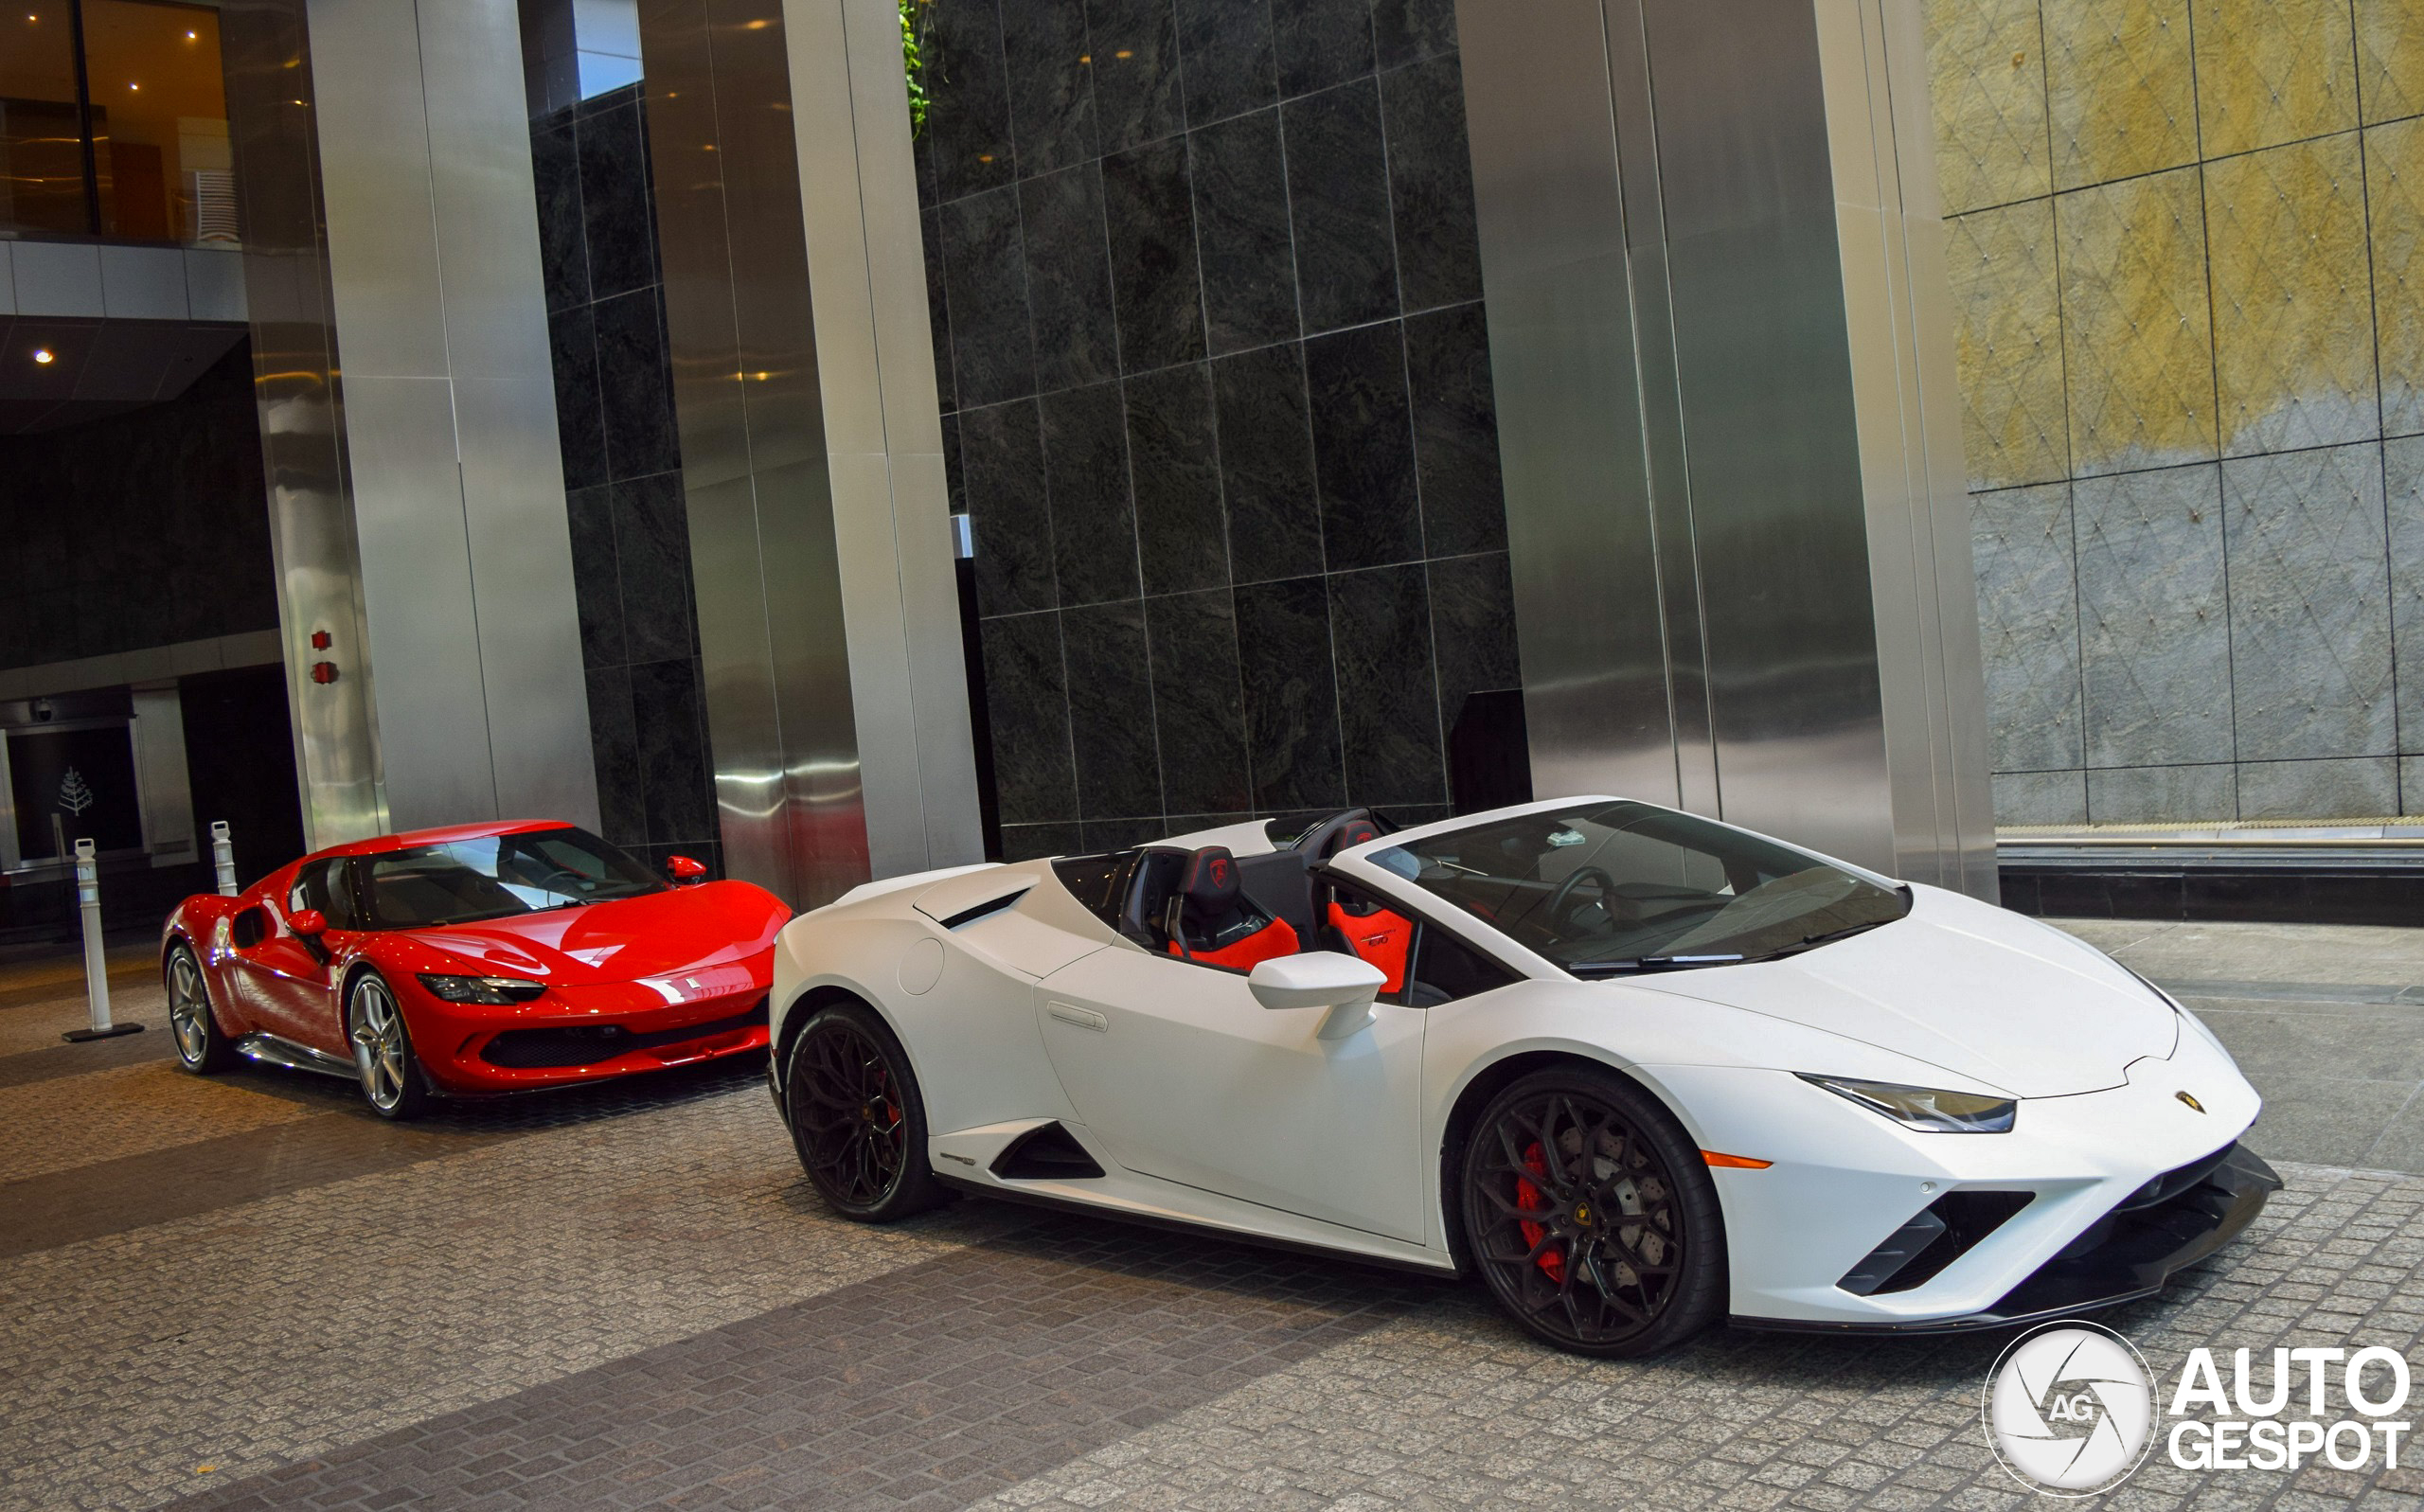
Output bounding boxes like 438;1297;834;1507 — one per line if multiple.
900;0;933;137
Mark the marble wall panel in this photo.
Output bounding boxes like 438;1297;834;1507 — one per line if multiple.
1993;768;2088;826
939;187;1036;409
1925;0;2053;214
2059;166;2217;474
1020;167;1119;394
1175;0;1276;125
1003;0;1097;176
961;400;1057;617
2370;119;2424;437
1970;481;2083;771
978;610;1078;826
2237;756;2399;818
1086;0;1185;153
2207;134;2379;455
1041;382;1138;607
1190;109;1301;355
2087;762;2236;821
1062;598;1163;817
1124;364;1228;596
2221;441;2394;761
2043;0;2199;190
1212;343;1325;584
2381;436;2424;750
2076;462;2233;767
2357;0;2424;124
1948;199;2070;489
1330;563;1446;807
1235;576;1346;812
1284;79;1399;335
2192;0;2357;157
1381;53;1482;315
1145;587;1252;815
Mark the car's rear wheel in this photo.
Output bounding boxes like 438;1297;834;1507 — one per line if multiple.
348;970;431;1121
784;1001;941;1221
1458;1064;1726;1357
166;943;234;1074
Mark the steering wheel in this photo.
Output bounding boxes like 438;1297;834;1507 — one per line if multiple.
1543;866;1619;932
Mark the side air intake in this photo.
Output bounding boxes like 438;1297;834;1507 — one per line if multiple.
990;1122;1105;1181
1839;1190;2033;1296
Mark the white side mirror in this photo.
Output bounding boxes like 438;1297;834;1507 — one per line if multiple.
1249;952;1387;1039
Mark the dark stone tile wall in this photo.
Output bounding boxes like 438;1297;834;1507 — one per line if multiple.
530;82;722;879
0;342;278;672
921;0;1524;861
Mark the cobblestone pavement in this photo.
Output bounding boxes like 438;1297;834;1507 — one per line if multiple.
3;924;2422;1510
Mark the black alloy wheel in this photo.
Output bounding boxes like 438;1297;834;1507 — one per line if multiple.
784;1002;942;1222
1459;1065;1726;1357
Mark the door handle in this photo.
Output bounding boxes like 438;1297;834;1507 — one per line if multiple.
1047;1002;1107;1033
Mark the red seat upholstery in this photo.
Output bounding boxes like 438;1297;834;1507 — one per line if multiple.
1167;846;1300;970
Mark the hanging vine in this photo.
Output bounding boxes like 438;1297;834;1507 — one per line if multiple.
900;0;935;137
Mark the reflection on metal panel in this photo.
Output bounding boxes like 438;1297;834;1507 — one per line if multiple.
130;685;198;867
1458;0;1993;896
221;0;387;849
640;0;979;907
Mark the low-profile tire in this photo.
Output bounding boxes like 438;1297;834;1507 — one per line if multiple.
783;1000;942;1222
347;969;432;1121
1457;1063;1726;1358
165;942;236;1075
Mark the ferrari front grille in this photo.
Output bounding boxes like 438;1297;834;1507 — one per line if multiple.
480;997;769;1069
1839;1190;2033;1296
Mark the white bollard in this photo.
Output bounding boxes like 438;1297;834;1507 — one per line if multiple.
211;820;238;896
62;837;143;1043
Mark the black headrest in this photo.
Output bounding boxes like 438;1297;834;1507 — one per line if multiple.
1180;846;1239;909
1334;821;1379;853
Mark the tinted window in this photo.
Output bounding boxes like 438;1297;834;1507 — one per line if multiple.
1371;801;1909;977
359;827;663;929
289;859;361;929
1052;852;1130;930
1407;924;1521;1005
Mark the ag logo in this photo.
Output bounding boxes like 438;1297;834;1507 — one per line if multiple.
1983;1321;2156;1495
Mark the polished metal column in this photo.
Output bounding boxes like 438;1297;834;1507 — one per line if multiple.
638;0;980;906
223;0;600;842
1458;0;1994;896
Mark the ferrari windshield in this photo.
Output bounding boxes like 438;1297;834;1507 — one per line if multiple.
360;827;665;929
1367;801;1908;975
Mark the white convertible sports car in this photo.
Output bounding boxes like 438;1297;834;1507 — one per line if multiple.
767;797;2278;1357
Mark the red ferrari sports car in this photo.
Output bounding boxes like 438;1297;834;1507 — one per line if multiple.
160;821;790;1118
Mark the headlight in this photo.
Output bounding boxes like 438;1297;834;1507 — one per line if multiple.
417;973;545;1005
1799;1075;2016;1132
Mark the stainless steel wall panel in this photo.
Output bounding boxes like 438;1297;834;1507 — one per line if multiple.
96;247;190;320
223;0;389;849
307;0;451;381
1459;0;1994;893
0;245;14;315
183;250;248;323
643;0;980;905
11;242;104;316
1456;0;1679;809
131;685;200;867
341;372;498;825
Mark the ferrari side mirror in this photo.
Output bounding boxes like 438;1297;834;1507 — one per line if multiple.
290;908;329;937
668;855;707;884
1249;952;1387;1040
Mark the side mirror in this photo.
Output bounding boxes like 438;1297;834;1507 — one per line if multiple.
668;855;707;883
289;908;328;937
1249;952;1387;1040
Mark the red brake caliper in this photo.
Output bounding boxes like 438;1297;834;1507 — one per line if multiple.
1514;1141;1567;1284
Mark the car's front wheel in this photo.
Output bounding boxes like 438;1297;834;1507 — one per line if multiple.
166;943;235;1074
1458;1064;1726;1357
783;1001;942;1221
348;970;431;1121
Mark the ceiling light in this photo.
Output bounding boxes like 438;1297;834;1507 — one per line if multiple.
186;27;196;38
128;80;139;89
33;348;55;365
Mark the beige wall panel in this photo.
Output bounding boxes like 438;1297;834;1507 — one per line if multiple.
1947;199;2070;488
1925;0;2052;212
2192;0;2358;157
2208;134;2379;454
2044;0;2200;189
2371;118;2424;436
2058;166;2218;473
2357;0;2424;124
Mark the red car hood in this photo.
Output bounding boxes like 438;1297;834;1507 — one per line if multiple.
404;881;790;985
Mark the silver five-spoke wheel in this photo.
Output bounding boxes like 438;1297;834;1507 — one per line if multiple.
348;973;427;1118
165;943;230;1074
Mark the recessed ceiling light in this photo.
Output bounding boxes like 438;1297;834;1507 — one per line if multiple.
128;80;139;89
33;348;55;365
186;27;195;38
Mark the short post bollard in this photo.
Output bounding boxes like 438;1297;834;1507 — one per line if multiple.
211;820;238;896
62;838;143;1043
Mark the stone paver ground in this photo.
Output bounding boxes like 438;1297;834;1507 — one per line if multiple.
2;920;2420;1510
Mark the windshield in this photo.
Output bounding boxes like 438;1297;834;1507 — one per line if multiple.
1367;801;1908;975
359;827;666;929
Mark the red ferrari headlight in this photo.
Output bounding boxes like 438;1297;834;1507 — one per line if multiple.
417;973;545;1005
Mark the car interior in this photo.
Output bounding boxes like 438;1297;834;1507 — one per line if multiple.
1052;809;1521;1007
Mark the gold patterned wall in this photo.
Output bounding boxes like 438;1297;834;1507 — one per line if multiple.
1931;0;2424;825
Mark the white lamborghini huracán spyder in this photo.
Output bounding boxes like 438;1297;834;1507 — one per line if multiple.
765;798;2277;1357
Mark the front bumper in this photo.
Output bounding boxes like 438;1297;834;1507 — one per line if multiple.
407;978;771;1094
1734;1142;2280;1334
